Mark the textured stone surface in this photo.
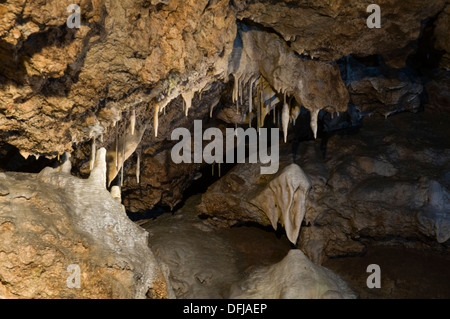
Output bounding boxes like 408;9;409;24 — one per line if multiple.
0;0;448;215
140;196;354;299
0;0;236;157
198;163;312;244
198;111;450;263
229;250;357;299
434;4;450;68
234;0;446;61
0;149;167;298
298;111;450;263
345;56;423;116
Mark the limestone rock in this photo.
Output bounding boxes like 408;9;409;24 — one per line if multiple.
198;162;312;244
0;150;167;298
298;112;450;263
229;24;349;116
346;56;423;116
434;4;450;69
234;0;446;61
229;250;357;299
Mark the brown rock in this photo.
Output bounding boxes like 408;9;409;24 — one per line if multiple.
0;151;167;299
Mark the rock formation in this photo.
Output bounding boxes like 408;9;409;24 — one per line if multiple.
198;163;312;244
229;250;357;299
0;0;449;299
0;148;167;298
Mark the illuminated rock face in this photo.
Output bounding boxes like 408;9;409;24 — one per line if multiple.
0;0;447;212
198;163;312;245
0;0;449;300
229;250;357;299
0;149;167;299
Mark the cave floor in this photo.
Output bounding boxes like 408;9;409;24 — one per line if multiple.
138;196;450;299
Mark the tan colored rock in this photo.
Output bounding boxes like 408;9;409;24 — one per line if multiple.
229;250;357;299
0;149;167;299
198;162;312;244
234;0;446;61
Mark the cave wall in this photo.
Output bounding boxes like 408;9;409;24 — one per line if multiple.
0;0;449;211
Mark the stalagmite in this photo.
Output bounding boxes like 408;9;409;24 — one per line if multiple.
282;92;290;143
130;109;136;135
89;148;107;188
110;186;121;202
59;152;72;174
89;137;96;171
310;109;320;139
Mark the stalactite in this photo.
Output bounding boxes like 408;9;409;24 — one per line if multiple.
257;85;261;133
154;104;159;137
182;91;194;117
273;105;277;125
136;151;140;184
115;125;119;168
310;109;320;139
233;75;238;112
218;162;221;178
249;76;254;124
290;105;300;126
130;109;136;136
107;123;148;187
261;101;269;129
238;78;242;107
120;137;125;186
282;92;290;143
89;137;96;171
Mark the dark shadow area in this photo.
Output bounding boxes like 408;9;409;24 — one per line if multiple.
0;143;57;173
